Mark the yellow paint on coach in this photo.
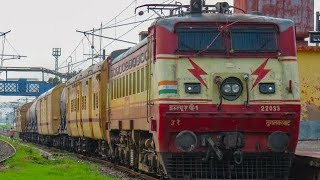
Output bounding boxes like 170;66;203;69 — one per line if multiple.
15;103;32;132
297;49;320;120
37;83;64;135
66;60;109;140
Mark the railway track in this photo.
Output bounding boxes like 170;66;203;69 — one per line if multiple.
0;139;16;163
76;154;159;180
22;141;158;180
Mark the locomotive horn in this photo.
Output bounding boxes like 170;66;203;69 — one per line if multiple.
190;0;203;14
216;2;230;13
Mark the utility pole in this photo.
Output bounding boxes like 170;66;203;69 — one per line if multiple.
0;31;11;67
91;28;95;65
68;56;72;74
52;48;61;75
100;23;103;60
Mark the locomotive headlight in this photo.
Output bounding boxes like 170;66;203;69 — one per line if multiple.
222;84;231;93
232;84;240;93
220;77;243;101
185;83;201;94
259;83;275;94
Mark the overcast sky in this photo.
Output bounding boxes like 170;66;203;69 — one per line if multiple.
0;0;318;103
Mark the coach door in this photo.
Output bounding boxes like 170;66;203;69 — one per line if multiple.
92;73;103;139
76;82;84;136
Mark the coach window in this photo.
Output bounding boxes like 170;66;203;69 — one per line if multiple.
93;93;96;110
121;76;125;97
129;73;132;95
111;80;113;100
145;51;149;61
125;75;128;96
119;77;122;98
111;80;115;99
81;96;84;110
119;78;121;98
133;71;136;94
140;53;144;63
115;79;118;99
141;67;145;91
137;69;141;93
96;93;99;109
117;79;119;99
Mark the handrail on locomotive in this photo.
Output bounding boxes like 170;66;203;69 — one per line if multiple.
135;1;245;17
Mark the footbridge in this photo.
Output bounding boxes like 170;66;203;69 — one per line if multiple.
0;67;71;96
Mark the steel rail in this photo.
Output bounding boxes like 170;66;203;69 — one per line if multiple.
0;139;16;163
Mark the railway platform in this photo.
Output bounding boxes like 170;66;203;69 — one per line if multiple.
291;121;320;180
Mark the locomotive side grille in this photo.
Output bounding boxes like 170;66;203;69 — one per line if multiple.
165;153;291;179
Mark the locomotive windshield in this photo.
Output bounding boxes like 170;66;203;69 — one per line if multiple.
230;28;278;52
177;28;224;51
176;26;278;53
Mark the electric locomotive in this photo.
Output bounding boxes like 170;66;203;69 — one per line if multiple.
126;1;300;179
17;1;300;179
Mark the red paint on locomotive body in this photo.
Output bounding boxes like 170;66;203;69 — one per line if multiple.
148;13;301;165
154;23;297;57
154;103;300;153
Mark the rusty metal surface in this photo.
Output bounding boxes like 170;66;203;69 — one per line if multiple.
298;51;320;120
234;0;314;38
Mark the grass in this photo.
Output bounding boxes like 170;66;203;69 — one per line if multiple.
0;136;117;180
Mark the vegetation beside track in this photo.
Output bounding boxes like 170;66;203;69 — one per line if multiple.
0;136;116;180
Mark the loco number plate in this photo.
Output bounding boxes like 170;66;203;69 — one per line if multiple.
260;105;281;112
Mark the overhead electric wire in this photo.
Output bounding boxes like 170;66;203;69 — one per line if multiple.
100;17;158;30
0;36;5;65
84;34;99;54
102;13;156;50
58;37;85;69
4;37;20;56
60;0;138;70
71;14;155;71
99;0;174;54
71;0;174;71
86;0;138;33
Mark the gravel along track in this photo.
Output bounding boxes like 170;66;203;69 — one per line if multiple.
0;139;16;163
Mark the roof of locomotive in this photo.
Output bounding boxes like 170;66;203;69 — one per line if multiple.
112;13;294;64
153;13;294;32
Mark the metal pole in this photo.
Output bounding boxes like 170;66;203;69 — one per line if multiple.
68;56;72;74
100;23;103;61
92;28;94;65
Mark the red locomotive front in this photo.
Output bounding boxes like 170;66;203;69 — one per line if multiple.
144;1;300;179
